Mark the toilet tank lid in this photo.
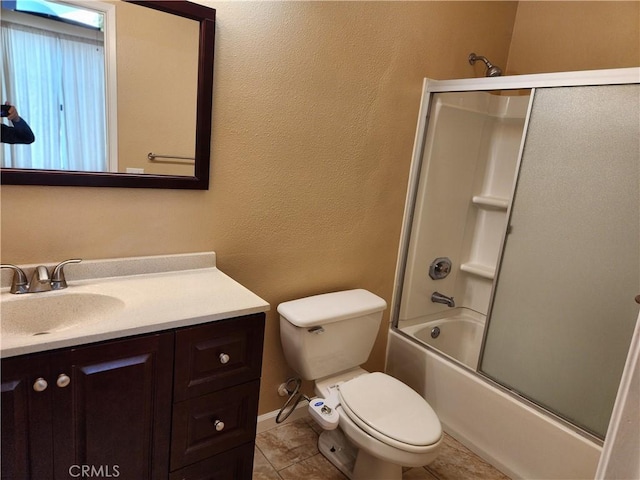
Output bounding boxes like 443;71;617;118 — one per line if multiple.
277;289;387;327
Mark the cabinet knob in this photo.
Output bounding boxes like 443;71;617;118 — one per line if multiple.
219;353;230;364
56;374;71;388
213;420;225;432
33;377;48;392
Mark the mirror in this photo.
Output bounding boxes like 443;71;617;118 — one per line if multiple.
0;0;215;189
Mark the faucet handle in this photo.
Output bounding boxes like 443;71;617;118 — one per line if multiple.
51;259;82;290
1;264;29;294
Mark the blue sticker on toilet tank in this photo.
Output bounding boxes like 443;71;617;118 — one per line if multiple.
314;401;323;407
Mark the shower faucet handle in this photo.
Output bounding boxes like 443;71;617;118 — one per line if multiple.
429;257;452;280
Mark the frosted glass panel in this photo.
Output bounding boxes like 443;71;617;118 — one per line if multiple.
480;84;640;438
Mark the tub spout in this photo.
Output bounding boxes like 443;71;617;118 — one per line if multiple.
431;291;455;308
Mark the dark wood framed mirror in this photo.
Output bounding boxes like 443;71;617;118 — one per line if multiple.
0;0;215;189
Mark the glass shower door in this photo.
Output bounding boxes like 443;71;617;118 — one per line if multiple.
479;84;640;438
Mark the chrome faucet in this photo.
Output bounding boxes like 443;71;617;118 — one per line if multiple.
431;291;455;308
28;265;52;293
1;259;81;294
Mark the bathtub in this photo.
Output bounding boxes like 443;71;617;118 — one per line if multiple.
386;327;602;479
400;310;484;369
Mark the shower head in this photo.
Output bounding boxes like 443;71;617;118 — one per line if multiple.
468;53;503;77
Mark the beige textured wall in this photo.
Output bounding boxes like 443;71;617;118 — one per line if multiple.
0;1;517;414
507;1;640;74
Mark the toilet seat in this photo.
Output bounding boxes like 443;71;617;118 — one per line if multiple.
338;372;442;453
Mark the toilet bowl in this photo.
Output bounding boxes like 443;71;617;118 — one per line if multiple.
319;369;442;478
278;289;443;480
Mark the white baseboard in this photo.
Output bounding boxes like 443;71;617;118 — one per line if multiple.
257;402;310;433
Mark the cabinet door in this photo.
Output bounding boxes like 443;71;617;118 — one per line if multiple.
51;333;174;480
1;353;54;480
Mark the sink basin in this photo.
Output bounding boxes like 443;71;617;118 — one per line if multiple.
1;292;126;336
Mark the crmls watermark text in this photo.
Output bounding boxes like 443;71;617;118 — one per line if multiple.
68;465;120;478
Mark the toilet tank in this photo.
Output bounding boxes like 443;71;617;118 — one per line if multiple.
278;289;387;381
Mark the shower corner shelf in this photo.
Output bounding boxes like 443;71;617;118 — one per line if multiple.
472;195;509;210
460;262;495;280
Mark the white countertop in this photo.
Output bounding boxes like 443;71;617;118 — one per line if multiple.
1;253;270;358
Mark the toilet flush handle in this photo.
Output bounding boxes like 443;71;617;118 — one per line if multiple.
307;326;325;334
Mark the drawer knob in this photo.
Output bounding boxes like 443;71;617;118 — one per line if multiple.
219;353;230;364
56;374;71;388
213;420;225;432
33;377;48;392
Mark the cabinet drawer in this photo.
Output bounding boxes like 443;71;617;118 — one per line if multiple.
170;380;260;470
169;442;254;480
174;314;265;401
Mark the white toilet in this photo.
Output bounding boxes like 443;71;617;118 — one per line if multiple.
278;289;443;480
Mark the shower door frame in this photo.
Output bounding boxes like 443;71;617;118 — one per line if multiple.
391;67;640;442
393;67;639;324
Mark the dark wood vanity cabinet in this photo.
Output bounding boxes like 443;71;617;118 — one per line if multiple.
1;313;265;480
170;315;264;478
1;333;173;480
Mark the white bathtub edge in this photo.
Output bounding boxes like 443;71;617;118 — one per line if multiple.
386;329;601;480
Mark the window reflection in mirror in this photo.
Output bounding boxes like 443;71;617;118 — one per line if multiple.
1;0;200;177
1;0;109;171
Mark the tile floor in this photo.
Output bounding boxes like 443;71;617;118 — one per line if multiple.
253;416;511;480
